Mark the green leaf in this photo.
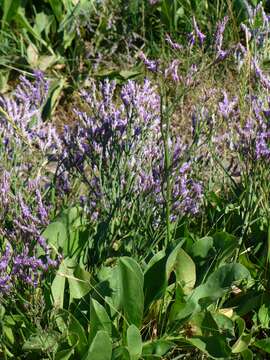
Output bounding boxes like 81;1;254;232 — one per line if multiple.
186;336;231;359
43;220;67;250
175;264;250;321
119;257;144;327
112;346;130;360
258;303;270;328
42;78;66;119
1;0;20;26
89;298;112;343
83;331;112;360
191;236;214;259
51;261;66;308
58;309;88;356
26;43;39;67
68;265;91;301
55;348;75;360
213;232;238;263
119;70;141;80
33;12;53;36
127;325;142;360
231;317;250;353
48;0;63;21
254;338;270;353
142;340;174;356
43;207;84;256
166;245;196;294
144;250;167;309
3;326;14;345
16;7;49;48
22;331;59;352
95;265;121;318
241;349;253;360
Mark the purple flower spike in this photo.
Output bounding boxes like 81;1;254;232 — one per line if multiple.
253;59;270;91
214;16;229;53
165;34;182;51
138;52;159;72
192;17;206;46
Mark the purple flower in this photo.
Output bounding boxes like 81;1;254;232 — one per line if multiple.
192;17;206;46
165;34;182;51
214;16;229;53
138;52;159;72
218;91;238;119
253;59;270;91
165;60;181;82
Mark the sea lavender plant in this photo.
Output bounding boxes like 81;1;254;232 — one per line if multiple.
0;73;63;297
0;173;59;296
59;79;202;234
0;71;62;163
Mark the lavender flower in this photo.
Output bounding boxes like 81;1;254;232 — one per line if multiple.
165;60;181;82
253;59;270;91
0;173;58;295
165;34;182;51
138;52;159;72
60;79;203;224
192;17;206;46
214;16;229;53
218;91;238;119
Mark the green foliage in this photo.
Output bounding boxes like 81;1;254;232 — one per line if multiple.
3;1;270;359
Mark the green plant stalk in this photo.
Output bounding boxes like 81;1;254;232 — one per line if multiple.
160;82;171;248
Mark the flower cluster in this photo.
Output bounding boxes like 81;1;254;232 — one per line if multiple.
0;173;59;294
0;71;62;162
0;72;62;295
60;79;202;221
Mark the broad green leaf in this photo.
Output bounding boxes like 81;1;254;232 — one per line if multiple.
186;336;231;359
55;347;75;360
16;7;49;48
83;331;112;360
22;331;59;352
166;244;196;294
119;70;141;80
51;261;66;308
33;12;53;36
211;312;235;339
68;265;91;301
254;338;270;354
213;232;238;263
144;250;167;309
58;309;88;356
112;346;130;360
43;220;67;250
95;265;121;318
142;340;174;356
119;257;144;327
241;349;253;360
89;298;112;343
127;325;142;360
3;326;14;345
174;264;250;321
191;236;214;259
232;317;251;354
258;303;270;328
38;54;59;71
26;43;39;66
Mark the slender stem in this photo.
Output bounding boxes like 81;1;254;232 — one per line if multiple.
160;83;171;248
